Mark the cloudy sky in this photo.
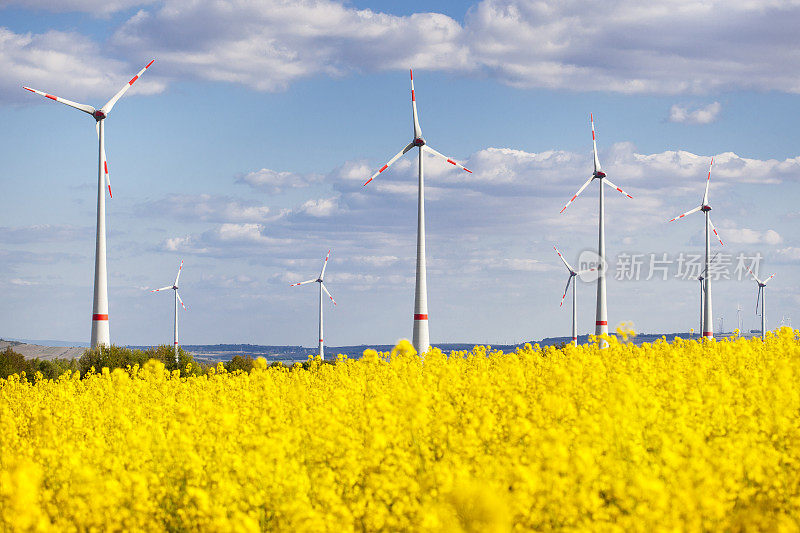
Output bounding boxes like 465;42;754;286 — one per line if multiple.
1;0;799;347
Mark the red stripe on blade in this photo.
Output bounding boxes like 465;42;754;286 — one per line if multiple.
379;164;388;173
93;314;109;321
411;90;415;101
104;161;108;173
446;159;456;165
146;59;155;68
46;94;57;101
129;75;139;85
23;87;34;92
414;314;428;320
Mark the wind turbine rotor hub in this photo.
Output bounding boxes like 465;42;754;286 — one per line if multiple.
93;111;106;120
701;205;712;212
413;138;425;147
595;171;606;178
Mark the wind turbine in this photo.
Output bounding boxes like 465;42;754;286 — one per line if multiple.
560;114;634;343
150;260;187;363
746;267;775;340
554;246;596;346
23;60;155;349
669;158;723;339
697;252;719;337
291;250;336;360
363;69;472;355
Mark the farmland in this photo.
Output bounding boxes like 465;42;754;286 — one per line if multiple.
2;329;799;531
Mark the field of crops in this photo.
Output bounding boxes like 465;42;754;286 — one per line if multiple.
2;329;800;531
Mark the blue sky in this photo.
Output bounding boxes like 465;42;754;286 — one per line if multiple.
1;0;799;346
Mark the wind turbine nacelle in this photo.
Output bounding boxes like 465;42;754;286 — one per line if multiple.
701;205;712;212
413;138;425;147
93;110;107;120
595;171;606;178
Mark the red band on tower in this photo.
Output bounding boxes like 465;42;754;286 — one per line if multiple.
414;314;428;320
93;314;109;321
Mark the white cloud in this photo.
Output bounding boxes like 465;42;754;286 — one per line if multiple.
8;0;800;99
155;144;798;269
236;168;321;194
0;27;165;104
669;102;721;124
112;0;470;92
141;194;284;223
719;225;783;245
297;197;340;217
2;0;156;16
10;278;39;286
776;247;800;261
0;224;90;243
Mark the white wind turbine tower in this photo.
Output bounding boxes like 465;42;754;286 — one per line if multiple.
668;158;723;339
291;250;336;360
150;260;187;363
363;69;472;355
560;115;634;343
697;252;719;337
746;267;775;340
554;246;596;346
23;60;155;349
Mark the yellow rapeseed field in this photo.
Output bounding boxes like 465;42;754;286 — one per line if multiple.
2;329;800;532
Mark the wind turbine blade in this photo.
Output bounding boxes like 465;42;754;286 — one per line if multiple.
422;145;472;173
560;176;594;213
151;286;173;292
176;291;187;310
100;59;155;114
321;283;336;306
319;250;331;279
763;273;776;284
702;158;714;206
175;259;184;286
290;279;317;287
560;275;573;307
95;122;113;198
707;217;724;246
601;177;634;199
410;69;422;139
591;113;601;173
745;267;763;285
553;245;575;273
22;86;95;115
364;142;415;186
668;205;701;222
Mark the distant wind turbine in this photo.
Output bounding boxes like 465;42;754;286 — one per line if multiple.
150;260;187;363
560;114;634;344
23;60;155;348
554;246;596;346
363;69;472;355
291;250;336;360
746;267;775;341
669;158;723;339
